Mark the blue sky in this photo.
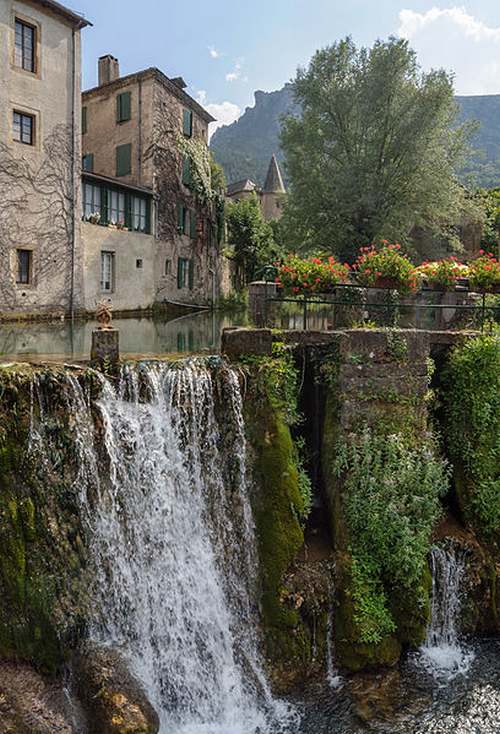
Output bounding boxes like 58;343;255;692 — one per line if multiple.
75;1;500;134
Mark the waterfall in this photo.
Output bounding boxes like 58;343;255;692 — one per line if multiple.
420;545;474;679
28;361;297;734
326;609;343;690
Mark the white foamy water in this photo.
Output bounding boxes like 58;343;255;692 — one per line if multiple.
29;362;298;734
66;362;296;734
420;545;474;681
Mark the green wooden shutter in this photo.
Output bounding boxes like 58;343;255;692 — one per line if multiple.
116;143;132;176
82;106;87;134
183;108;192;137
177;202;185;233
182;156;191;186
116;92;131;123
189;210;197;239
177;257;184;288
188;259;194;290
145;198;151;234
82;153;93;172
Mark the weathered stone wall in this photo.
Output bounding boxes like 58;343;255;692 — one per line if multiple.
0;1;84;316
82;68;223;309
82;221;156;312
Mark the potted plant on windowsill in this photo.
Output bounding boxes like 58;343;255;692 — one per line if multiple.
275;254;350;296
353;242;417;294
467;251;500;293
414;258;468;291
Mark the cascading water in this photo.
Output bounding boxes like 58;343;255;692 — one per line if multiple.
28;361;298;734
326;609;343;690
420;545;474;679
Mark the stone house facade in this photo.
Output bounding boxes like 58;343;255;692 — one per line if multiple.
81;56;225;308
0;0;90;319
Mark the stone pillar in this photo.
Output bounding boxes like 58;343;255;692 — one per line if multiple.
91;328;119;365
248;281;278;328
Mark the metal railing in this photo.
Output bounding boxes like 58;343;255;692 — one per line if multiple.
263;284;499;333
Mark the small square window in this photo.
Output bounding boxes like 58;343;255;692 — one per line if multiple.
16;249;32;284
136;259;143;269
13;111;34;145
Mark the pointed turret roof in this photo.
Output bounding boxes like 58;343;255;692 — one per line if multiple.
263;154;286;194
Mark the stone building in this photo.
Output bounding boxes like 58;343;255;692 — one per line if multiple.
0;0;90;318
81;56;225;309
226;154;287;222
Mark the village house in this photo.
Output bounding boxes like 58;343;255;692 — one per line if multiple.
81;56;226;310
0;0;90;318
226;154;287;222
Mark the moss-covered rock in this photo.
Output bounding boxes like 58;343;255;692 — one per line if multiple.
241;355;312;679
75;643;159;734
0;367;90;673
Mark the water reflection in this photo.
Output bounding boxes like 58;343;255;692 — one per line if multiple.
0;311;248;362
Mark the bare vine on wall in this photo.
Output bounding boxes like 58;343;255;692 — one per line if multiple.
0;124;74;311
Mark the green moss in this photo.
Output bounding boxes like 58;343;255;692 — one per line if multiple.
242;356;310;668
0;368;87;673
249;409;305;627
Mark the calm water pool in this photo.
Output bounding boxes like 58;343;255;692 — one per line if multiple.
0;311;248;362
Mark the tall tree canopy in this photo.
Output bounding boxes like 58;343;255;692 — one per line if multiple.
281;37;476;262
226;195;282;288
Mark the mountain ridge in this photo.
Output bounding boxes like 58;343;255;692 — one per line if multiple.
210;85;500;189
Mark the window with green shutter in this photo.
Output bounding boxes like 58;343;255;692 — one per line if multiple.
116;143;132;177
182;108;193;137
188;259;194;290
182;156;191;186
189;210;197;240
117;92;132;123
177;257;190;288
177;202;186;234
82;153;94;172
82;106;87;135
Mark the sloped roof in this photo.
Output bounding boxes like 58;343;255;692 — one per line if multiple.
263;154;286;194
34;0;92;28
227;179;257;196
83;68;215;123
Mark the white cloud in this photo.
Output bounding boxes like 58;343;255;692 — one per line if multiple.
397;6;500;95
196;90;241;140
398;7;500;42
225;62;241;82
208;46;220;59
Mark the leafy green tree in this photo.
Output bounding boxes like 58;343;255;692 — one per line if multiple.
226;194;283;287
476;188;500;256
281;37;476;262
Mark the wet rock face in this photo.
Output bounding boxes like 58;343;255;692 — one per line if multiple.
75;643;159;734
0;662;78;734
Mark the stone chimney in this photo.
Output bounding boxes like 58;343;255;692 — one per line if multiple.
98;55;120;86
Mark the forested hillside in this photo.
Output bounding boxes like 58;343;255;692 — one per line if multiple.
211;86;500;189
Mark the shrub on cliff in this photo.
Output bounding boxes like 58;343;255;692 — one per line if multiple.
442;336;500;541
333;430;449;643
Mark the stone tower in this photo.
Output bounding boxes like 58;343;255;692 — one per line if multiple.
260;154;286;221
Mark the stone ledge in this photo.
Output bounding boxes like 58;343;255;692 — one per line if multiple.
222;328;273;357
